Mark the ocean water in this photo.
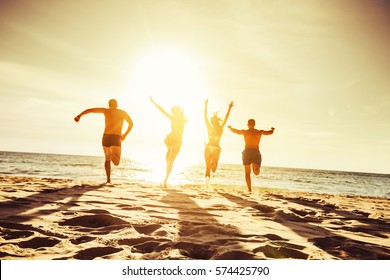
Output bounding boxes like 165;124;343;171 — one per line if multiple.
0;151;389;198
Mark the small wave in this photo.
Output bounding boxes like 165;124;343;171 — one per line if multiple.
128;167;150;172
13;169;43;175
292;179;313;184
1;171;14;175
66;163;96;167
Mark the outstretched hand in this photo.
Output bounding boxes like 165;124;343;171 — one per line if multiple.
74;115;81;122
229;101;234;107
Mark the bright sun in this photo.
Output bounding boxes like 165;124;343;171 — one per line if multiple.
130;47;208;107
124;47;210;171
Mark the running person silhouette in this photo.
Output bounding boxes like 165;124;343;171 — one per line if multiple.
228;119;274;192
150;97;186;188
74;99;133;184
204;99;233;188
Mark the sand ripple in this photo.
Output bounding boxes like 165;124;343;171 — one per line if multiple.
1;175;389;260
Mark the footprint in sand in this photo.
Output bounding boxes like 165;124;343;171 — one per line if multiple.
0;222;34;231
351;209;370;217
174;242;217;260
261;233;288;241
1;229;34;240
133;224;162;235
251;204;275;214
289;208;316;217
18;237;61;249
132;241;170;254
73;247;123;260
118;237;172;254
153;229;169;236
310;235;390;259
172;242;259;260
59;214;129;229
340;225;388;238
70;236;96;245
118;236;156;246
212;250;258;260
254;244;308;259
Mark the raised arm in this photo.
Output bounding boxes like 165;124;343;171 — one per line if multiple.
221;101;234;128
204;99;211;129
261;127;275;135
150;97;171;119
74;108;105;122
228;125;244;135
121;112;134;141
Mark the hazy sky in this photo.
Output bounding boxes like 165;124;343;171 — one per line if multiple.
1;0;389;174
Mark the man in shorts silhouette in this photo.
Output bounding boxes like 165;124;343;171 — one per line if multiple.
74;99;133;183
228;119;274;192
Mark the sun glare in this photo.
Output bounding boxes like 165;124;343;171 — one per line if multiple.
122;47;211;174
130;47;208;107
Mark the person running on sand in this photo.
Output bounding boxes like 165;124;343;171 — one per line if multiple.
150;97;186;188
204;99;234;188
74;99;133;184
228;119;274;192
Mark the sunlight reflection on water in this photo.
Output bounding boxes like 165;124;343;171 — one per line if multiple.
1;151;389;198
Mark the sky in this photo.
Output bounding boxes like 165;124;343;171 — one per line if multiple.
0;0;389;174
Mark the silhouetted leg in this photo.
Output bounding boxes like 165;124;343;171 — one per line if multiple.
111;146;121;166
164;145;181;187
164;149;172;188
105;160;111;183
252;163;260;175
211;149;221;173
244;165;252;192
204;147;211;187
103;146;112;183
205;176;210;189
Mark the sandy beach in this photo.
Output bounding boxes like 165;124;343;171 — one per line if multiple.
0;175;389;260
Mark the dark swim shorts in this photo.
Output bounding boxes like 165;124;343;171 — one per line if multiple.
102;134;121;147
242;148;262;166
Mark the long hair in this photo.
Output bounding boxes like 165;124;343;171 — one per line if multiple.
210;112;223;133
171;106;185;120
